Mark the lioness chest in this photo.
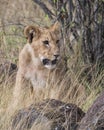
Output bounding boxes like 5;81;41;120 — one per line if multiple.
24;63;50;88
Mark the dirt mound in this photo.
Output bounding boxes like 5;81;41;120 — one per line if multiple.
11;99;85;130
78;91;104;130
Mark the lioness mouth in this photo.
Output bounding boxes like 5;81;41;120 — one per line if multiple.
43;59;57;66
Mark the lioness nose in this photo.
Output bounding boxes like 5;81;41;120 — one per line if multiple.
54;54;59;59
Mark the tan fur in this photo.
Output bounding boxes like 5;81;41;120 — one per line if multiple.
12;22;65;109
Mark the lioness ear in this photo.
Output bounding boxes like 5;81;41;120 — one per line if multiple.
24;26;41;43
50;21;60;32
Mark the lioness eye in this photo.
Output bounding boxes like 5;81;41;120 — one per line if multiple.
43;40;49;45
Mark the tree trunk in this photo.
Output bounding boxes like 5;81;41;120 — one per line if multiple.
33;0;104;66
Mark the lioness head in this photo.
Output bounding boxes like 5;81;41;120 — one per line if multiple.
24;22;61;70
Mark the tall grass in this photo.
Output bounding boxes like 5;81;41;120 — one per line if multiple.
0;25;103;130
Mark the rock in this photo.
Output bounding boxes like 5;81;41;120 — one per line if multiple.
0;61;17;75
0;61;17;83
11;99;85;130
78;91;104;130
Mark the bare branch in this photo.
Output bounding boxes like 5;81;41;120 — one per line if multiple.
32;0;54;19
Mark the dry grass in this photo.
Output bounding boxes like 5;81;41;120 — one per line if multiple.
0;27;103;130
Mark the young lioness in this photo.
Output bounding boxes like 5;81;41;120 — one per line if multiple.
12;22;65;108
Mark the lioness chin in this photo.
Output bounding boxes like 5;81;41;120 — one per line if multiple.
12;22;65;110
